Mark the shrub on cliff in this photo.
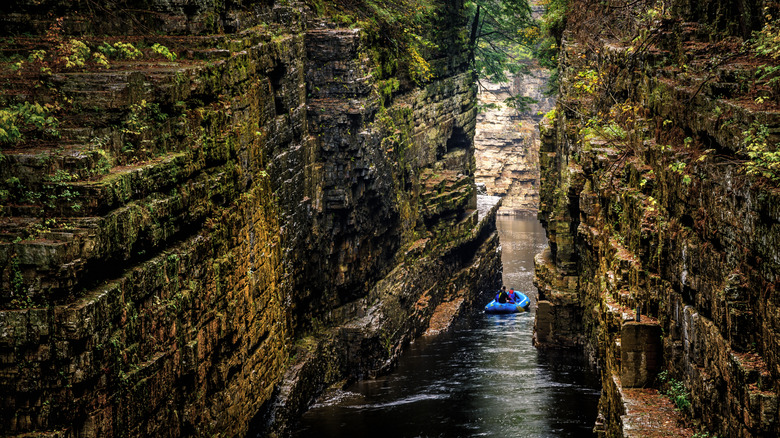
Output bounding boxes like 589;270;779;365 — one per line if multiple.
535;0;568;93
307;0;439;86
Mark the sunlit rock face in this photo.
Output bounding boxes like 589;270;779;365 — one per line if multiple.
534;0;780;436
0;1;502;436
474;67;554;215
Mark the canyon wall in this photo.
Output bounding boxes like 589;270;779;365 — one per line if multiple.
0;1;501;436
535;0;780;436
474;66;554;215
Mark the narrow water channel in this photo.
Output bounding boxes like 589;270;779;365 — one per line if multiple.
291;216;601;437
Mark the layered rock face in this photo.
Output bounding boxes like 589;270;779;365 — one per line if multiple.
535;0;780;436
0;1;501;436
474;67;554;215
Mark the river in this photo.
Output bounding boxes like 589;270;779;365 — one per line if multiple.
291;216;601;437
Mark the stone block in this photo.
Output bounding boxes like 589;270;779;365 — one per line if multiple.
621;321;663;388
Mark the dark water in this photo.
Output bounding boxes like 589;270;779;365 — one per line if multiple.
291;217;601;437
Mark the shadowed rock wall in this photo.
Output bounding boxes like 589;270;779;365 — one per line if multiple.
0;1;501;436
535;0;780;436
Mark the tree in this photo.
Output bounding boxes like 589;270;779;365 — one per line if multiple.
466;0;536;80
465;0;539;109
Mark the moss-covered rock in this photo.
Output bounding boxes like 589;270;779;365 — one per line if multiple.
0;1;500;436
535;0;780;436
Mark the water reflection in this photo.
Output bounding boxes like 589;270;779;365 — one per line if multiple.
291;217;600;437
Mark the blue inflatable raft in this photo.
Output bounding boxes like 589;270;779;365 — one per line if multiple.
484;292;530;314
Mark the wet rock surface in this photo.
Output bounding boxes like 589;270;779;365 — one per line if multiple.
0;1;500;436
534;0;780;436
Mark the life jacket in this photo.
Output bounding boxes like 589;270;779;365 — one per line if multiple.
508;290;515;302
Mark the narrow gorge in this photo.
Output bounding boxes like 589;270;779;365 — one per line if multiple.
1;0;779;437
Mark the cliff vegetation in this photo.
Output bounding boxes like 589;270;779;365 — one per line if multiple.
0;1;503;436
535;0;780;436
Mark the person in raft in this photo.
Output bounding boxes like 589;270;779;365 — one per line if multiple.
496;286;510;303
507;288;517;303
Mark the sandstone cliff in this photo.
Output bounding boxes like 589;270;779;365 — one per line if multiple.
0;1;501;436
535;0;780;436
474;66;554;215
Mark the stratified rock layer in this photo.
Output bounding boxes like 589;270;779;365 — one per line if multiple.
535;0;780;436
0;1;501;436
474;67;554;215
